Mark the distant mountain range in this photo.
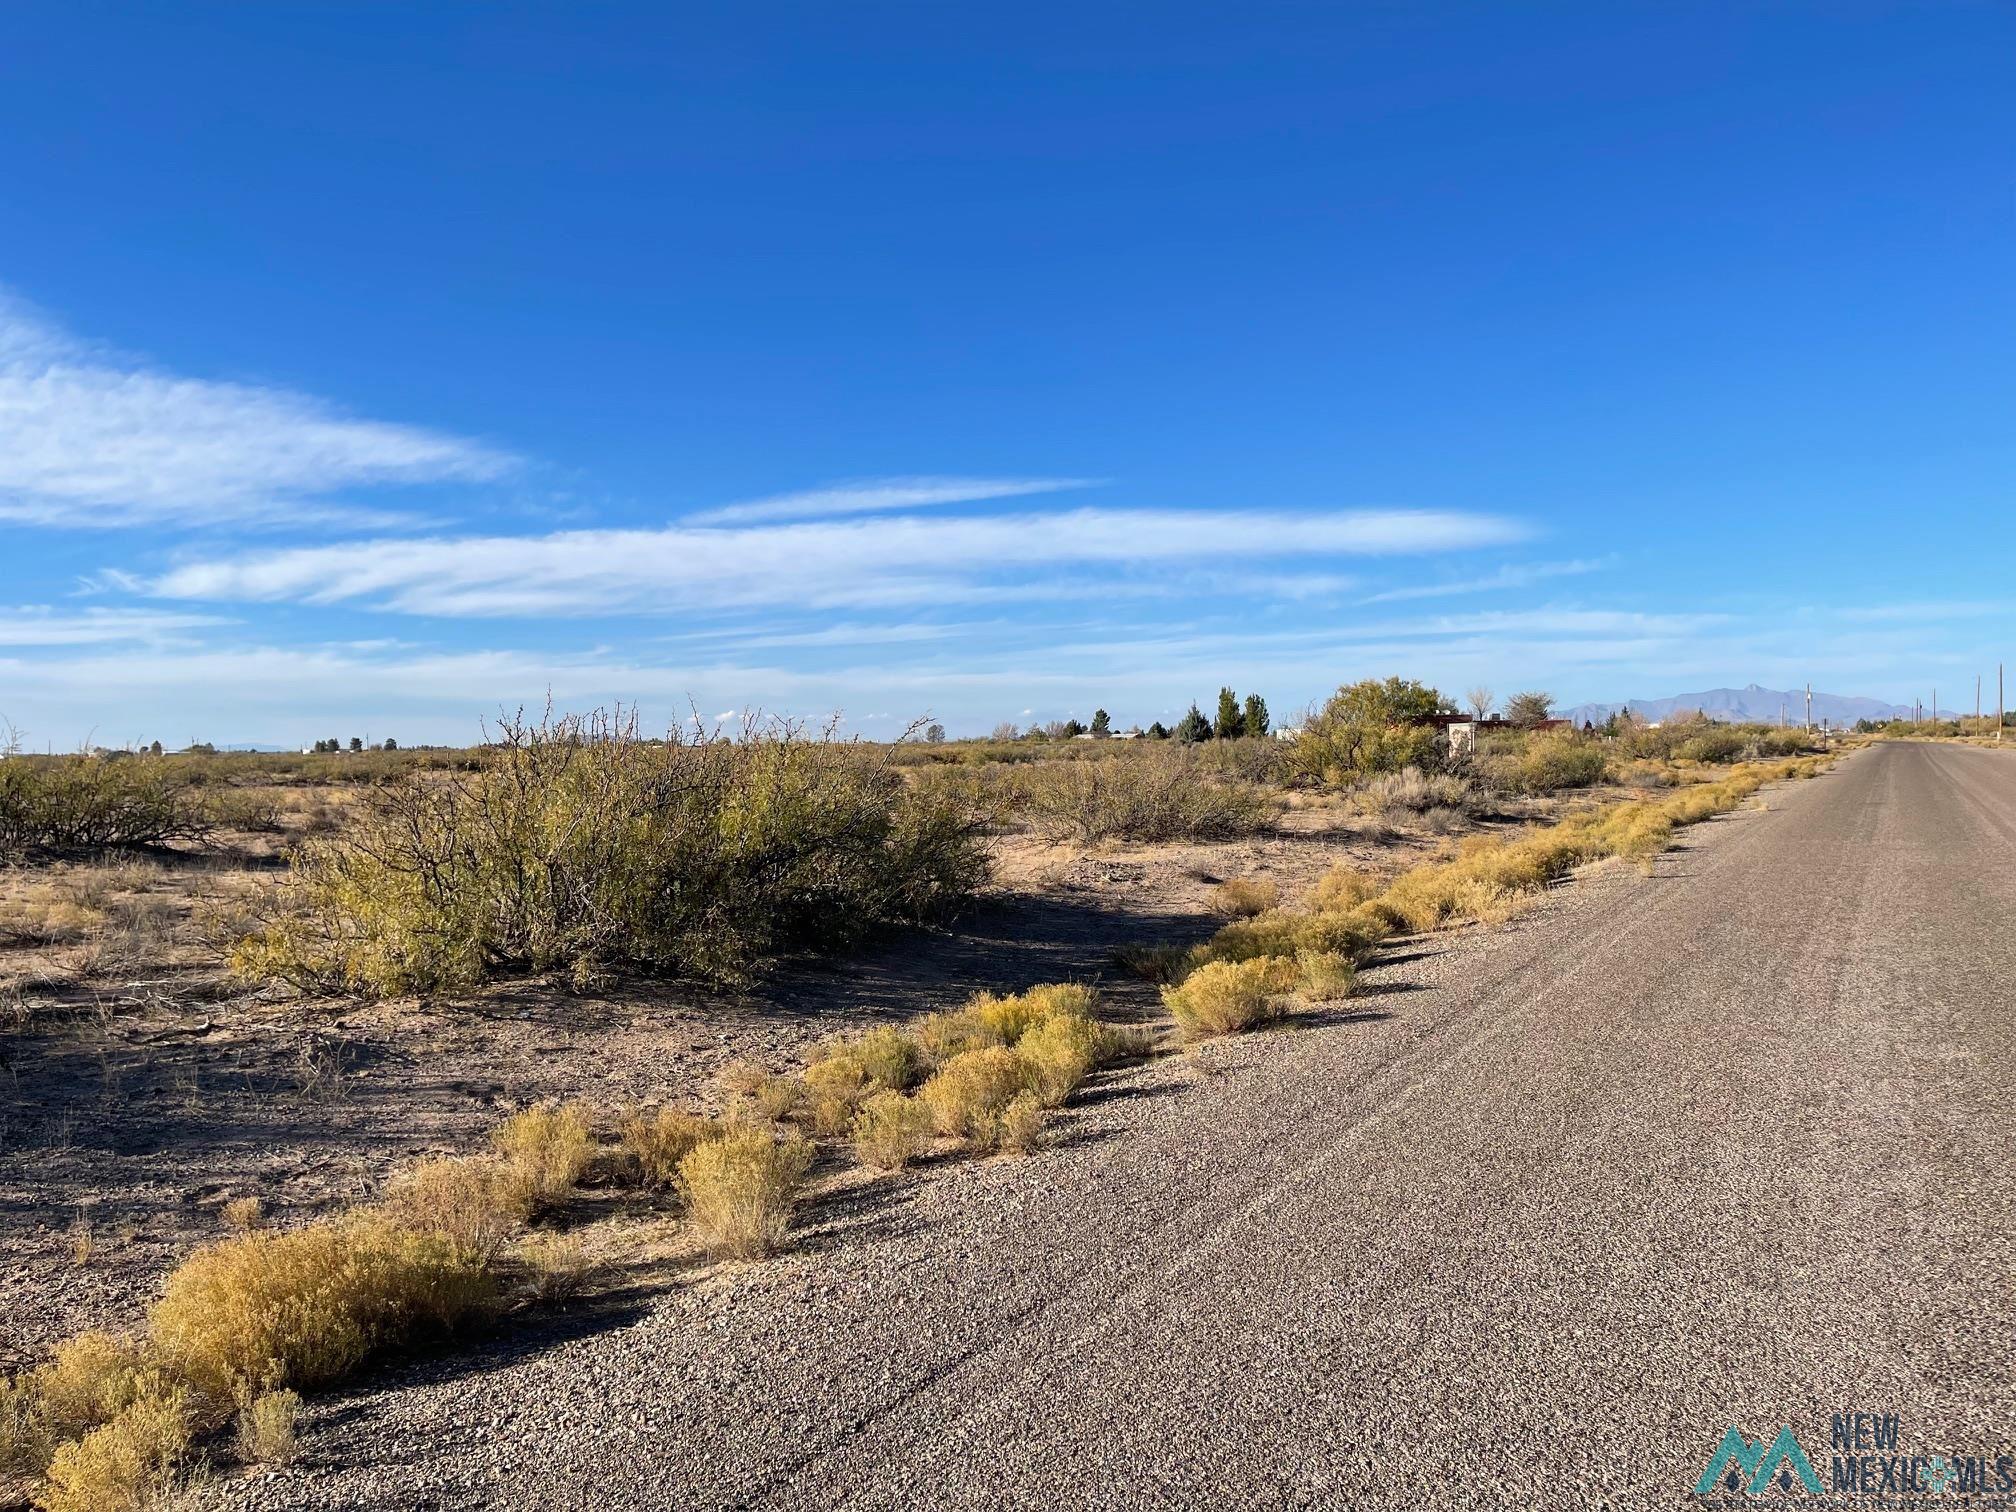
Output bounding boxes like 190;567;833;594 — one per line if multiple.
1560;684;1915;728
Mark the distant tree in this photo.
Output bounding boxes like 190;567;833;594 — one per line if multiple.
1213;687;1245;740
1465;686;1494;721
184;742;217;755
148;740;164;756
1174;705;1212;743
1090;709;1112;737
1504;691;1554;729
1242;693;1269;738
991;721;1020;742
382;737;398;751
924;722;947;744
1290;677;1453;782
1062;718;1087;738
1146;720;1171;739
349;736;365;752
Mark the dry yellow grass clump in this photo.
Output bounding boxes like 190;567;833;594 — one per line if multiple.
234;1387;301;1467
678;1128;815;1259
801;1025;925;1133
1014;1010;1103;1107
918;1047;1031;1149
1160;956;1300;1039
492;1103;595;1210
386;1157;534;1266
1208;876;1278;918
850;1092;936;1172
618;1105;725;1188
36;1387;190;1512
149;1216;498;1408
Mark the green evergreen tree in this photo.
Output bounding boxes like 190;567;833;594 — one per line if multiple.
1213;687;1245;739
1090;708;1111;737
1242;693;1269;738
1146;720;1171;739
1174;704;1212;743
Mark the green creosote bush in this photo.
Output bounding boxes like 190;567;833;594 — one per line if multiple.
0;758;214;855
231;708;989;997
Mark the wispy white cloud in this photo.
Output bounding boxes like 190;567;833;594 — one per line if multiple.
1360;557;1611;604
145;507;1527;616
0;606;233;646
1832;601;2006;623
0;292;514;528
686;475;1097;525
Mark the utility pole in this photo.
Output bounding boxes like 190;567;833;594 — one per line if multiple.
1804;683;1812;732
2000;663;2005;744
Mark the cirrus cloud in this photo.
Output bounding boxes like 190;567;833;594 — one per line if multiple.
143;506;1529;617
0;292;514;528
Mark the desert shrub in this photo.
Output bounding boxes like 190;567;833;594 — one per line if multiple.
716;1062;804;1124
1674;729;1746;764
850;1093;936;1172
1309;865;1378;913
36;1387;190;1512
918;1048;1031;1148
385;1158;533;1265
220;1198;264;1233
232;709;989;997
972;983;1095;1045
806;1026;919;1095
1016;749;1275;842
1014;1010;1103;1107
913;1006;1005;1063
1291;678;1452;786
1294;949;1356;1001
0;758;213;855
493;1104;594;1210
1192;737;1290;784
1208;876;1278;918
234;1387;301;1467
1488;733;1609;794
618;1106;725;1189
678;1128;815;1259
997;1094;1048;1154
801;1055;873;1136
1;1377;49;1480
1160;957;1298;1038
1200;907;1380;970
515;1234;596;1304
147;1216;497;1408
19;1335;156;1457
1353;768;1475;817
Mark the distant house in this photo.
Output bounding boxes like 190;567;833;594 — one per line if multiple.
1411;712;1570;755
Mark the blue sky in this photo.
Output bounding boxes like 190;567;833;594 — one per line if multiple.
2;2;2011;746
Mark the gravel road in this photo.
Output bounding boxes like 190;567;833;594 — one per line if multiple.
217;742;2014;1510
